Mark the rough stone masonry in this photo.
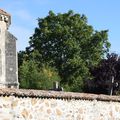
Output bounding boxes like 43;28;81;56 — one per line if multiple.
0;89;120;120
0;9;19;88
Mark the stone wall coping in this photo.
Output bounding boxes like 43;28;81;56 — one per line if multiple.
0;88;120;102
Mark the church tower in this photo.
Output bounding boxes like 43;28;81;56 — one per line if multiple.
0;9;19;88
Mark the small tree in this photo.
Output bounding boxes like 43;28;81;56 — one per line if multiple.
19;60;61;89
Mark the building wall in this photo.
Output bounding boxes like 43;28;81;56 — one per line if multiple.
0;21;7;85
5;31;18;87
0;17;18;88
0;8;18;88
0;89;120;120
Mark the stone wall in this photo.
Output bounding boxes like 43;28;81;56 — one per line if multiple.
0;88;120;120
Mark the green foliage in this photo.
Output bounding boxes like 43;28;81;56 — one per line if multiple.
19;60;40;89
19;60;60;89
19;10;111;92
18;51;26;67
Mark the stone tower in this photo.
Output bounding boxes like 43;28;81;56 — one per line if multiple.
0;9;19;88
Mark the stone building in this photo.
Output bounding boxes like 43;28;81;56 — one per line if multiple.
0;9;19;88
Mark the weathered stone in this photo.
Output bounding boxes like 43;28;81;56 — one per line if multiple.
0;91;119;119
21;109;29;119
0;9;19;88
45;101;49;107
56;108;62;116
47;109;51;114
0;89;120;119
31;98;37;106
51;101;57;108
11;100;18;108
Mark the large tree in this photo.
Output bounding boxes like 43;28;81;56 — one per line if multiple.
20;10;110;91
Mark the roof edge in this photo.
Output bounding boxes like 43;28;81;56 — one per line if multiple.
0;88;120;102
0;9;11;16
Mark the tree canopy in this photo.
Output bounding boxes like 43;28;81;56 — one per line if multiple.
19;10;111;92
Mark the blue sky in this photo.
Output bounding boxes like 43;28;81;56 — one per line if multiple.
0;0;120;53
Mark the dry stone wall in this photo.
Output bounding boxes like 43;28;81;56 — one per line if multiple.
0;88;120;120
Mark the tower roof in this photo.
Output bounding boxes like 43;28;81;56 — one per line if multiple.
0;9;11;28
0;9;11;16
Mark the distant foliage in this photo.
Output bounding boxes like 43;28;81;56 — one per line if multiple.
85;53;120;95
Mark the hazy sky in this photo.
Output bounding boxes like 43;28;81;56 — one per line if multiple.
0;0;120;53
